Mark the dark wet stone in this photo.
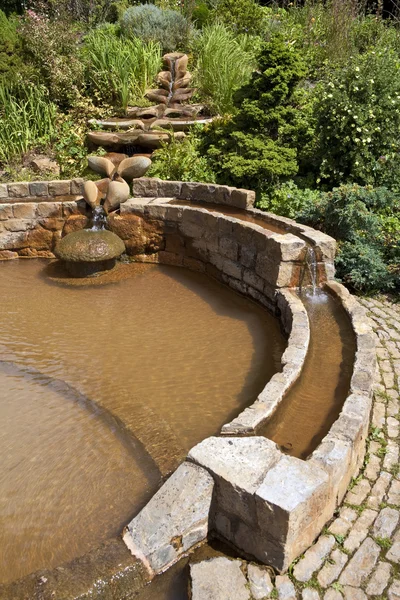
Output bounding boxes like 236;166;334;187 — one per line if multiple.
55;230;125;263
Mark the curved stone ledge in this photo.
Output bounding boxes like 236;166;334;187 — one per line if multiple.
221;290;310;435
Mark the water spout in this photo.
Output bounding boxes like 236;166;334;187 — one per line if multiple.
90;206;107;231
167;57;176;105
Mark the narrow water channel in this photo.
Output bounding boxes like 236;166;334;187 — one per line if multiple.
260;290;356;458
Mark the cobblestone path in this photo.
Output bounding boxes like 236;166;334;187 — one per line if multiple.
249;296;400;600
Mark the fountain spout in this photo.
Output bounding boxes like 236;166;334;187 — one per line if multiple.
90;206;107;231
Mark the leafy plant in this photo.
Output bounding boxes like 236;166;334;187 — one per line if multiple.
257;181;319;219
18;9;85;109
201;36;308;192
149;128;216;183
0;82;56;164
0;10;30;83
83;24;161;110
192;23;256;115
312;47;400;188
297;184;400;292
210;0;265;36
120;4;192;52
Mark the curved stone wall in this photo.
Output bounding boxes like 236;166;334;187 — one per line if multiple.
0;179;376;595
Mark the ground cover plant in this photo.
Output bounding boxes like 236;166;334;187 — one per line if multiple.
0;0;398;293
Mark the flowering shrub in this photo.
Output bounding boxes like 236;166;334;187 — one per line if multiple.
19;9;84;108
313;48;400;188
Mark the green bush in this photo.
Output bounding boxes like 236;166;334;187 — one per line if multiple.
257;181;319;219
0;82;56;164
191;1;211;29
19;10;85;109
120;4;191;52
0;10;29;83
149;128;216;183
297;184;400;292
192;23;256;115
211;0;265;36
201;36;308;193
312;48;400;189
83;25;161;110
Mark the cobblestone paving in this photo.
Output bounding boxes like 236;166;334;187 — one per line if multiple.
253;296;400;599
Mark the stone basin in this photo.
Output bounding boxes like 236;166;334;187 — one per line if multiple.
55;229;125;277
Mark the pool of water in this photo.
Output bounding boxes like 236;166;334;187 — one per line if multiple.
0;259;285;583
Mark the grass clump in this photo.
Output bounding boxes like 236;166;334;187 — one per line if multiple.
83;24;161;111
192;23;256;115
0;82;56;164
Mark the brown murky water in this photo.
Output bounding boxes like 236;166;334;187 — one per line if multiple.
0;259;284;583
261;290;356;458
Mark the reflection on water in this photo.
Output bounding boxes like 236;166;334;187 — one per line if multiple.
0;259;284;583
261;290;356;458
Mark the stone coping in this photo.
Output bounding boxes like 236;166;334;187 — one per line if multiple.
0;178;84;202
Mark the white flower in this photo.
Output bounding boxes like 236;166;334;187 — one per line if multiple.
355;66;360;72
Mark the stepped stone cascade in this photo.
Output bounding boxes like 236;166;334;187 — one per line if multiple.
87;53;213;154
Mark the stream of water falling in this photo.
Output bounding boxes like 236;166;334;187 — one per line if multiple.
90;206;107;231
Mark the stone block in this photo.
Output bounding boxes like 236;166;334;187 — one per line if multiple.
158;180;182;198
247;564;274;599
131;177;159;197
48;180;71;196
0;184;8;199
4;218;34;232
12;203;37;219
29;181;49;197
180;209;207;238
190;557;250;600
0;249;18;259
123;462;214;576
221;258;242;280
0;204;13;221
8;182;29;198
70;178;84;195
243;269;264;293
36;202;62;218
231;188;255;209
219;237;238;261
239;245;256;269
189;437;281;527
0;230;28;250
254;456;330;571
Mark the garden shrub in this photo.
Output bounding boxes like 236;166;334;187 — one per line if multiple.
257;181;319;219
192;23;256;115
19;10;85;109
297;184;400;292
201;36;309;193
83;25;161;110
149;129;216;183
0;10;29;83
120;4;191;52
211;0;265;36
312;47;400;189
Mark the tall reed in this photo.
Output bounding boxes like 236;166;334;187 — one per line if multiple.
0;83;56;163
192;23;256;115
83;25;162;111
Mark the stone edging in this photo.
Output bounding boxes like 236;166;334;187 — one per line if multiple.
0;179;84;202
221;289;310;435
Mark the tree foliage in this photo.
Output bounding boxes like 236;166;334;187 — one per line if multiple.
201;36;309;193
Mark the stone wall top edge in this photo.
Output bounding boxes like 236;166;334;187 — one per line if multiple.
221;289;310;436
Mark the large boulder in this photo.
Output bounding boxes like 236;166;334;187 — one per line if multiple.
55;229;125;263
